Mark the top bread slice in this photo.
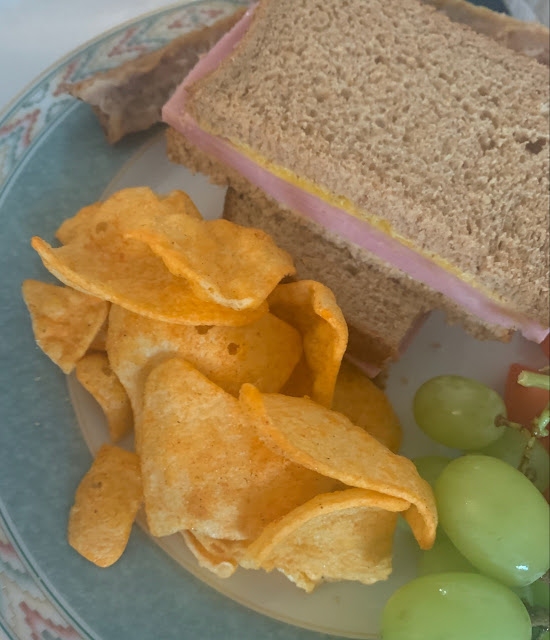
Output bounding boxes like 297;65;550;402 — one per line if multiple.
185;0;550;329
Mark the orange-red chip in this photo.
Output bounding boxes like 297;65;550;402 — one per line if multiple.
332;359;402;452
125;216;295;311
22;279;109;373
160;190;202;220
140;359;337;539
75;352;133;443
106;304;302;434
268;281;347;407
181;532;248;578
68;445;142;567
240;385;437;550
244;489;408;591
32;188;267;326
88;318;108;352
55;203;102;245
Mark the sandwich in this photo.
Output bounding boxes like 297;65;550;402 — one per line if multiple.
162;0;550;371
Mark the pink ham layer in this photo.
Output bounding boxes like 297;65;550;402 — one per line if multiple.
162;7;549;344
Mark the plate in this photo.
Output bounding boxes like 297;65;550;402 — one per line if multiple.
0;2;545;639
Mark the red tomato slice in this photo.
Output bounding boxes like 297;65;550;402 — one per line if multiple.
541;335;550;359
505;363;549;452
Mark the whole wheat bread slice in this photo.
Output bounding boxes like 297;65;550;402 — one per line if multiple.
65;0;548;145
185;0;549;329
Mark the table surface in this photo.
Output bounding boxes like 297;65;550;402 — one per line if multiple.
0;0;546;115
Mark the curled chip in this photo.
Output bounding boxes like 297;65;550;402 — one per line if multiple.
181;532;248;578
140;358;336;539
22;279;109;374
56;188;199;246
244;488;409;592
160;190;202;220
32;188;267;326
88;319;108;352
68;445;142;567
124;216;295;310
268;281;348;407
56;202;102;244
239;385;437;550
333;359;402;453
75;352;133;443
190;533;250;564
106;305;302;428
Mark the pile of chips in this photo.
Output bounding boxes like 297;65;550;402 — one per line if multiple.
23;187;436;590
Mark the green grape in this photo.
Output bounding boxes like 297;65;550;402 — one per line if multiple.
380;572;531;640
514;583;535;606
532;579;550;610
476;427;550;492
417;531;477;576
398;457;452;536
397;456;449;536
413;455;452;488
514;578;549;609
519;580;550;640
435;455;550;586
413;375;506;449
395;516;411;534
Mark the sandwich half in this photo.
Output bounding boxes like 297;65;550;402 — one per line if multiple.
163;0;550;359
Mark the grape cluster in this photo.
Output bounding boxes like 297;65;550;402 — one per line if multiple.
381;374;550;640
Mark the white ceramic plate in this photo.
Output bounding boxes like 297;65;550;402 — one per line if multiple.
0;2;545;639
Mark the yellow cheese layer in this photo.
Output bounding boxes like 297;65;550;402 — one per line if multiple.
222;136;506;305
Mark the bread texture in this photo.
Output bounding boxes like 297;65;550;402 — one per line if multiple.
186;0;549;327
68;0;548;144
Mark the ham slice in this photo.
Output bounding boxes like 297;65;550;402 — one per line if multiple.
162;6;549;344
